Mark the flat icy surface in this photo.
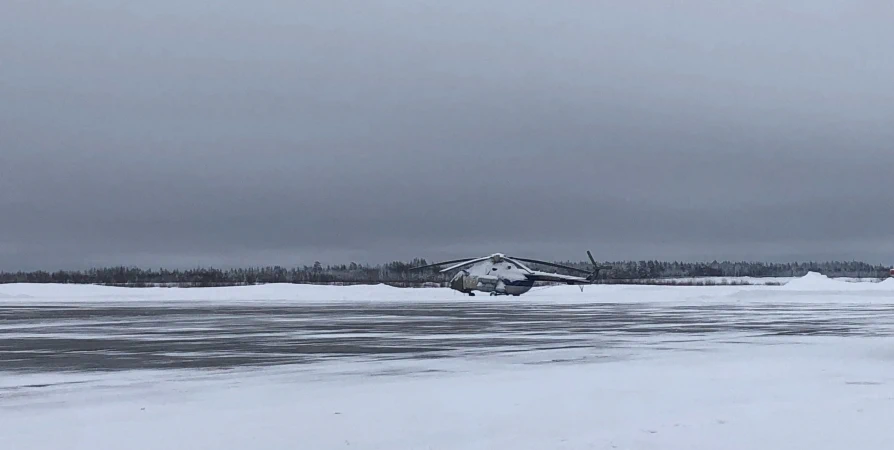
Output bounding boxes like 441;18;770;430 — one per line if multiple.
2;273;894;449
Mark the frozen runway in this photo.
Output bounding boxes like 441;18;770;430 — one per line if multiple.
3;277;894;450
4;301;894;373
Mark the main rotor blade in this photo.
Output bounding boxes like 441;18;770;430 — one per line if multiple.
500;256;535;274
409;258;478;271
438;255;493;273
507;257;592;274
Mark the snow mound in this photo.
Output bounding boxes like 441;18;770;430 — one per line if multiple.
781;272;841;290
781;272;894;291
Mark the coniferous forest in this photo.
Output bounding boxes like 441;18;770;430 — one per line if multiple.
0;259;889;287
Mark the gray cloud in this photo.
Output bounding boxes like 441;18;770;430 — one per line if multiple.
2;1;894;270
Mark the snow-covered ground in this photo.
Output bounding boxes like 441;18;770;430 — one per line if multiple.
5;339;894;450
1;271;892;305
2;272;894;449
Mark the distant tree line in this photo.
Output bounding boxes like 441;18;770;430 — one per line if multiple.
0;259;889;287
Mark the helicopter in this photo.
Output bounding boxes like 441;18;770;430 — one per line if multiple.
410;251;610;296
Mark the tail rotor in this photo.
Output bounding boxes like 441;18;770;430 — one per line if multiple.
586;250;611;282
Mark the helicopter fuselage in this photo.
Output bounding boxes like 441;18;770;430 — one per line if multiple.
412;252;603;297
448;260;536;296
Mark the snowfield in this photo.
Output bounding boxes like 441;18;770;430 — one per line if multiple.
0;271;892;305
2;272;894;450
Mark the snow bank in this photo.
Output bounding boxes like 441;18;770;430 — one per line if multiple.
0;282;441;304
781;272;894;292
1;272;892;305
781;271;849;290
0;282;734;304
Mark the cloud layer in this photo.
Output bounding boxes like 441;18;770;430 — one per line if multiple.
2;1;893;269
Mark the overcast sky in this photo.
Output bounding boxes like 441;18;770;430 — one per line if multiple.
2;1;893;270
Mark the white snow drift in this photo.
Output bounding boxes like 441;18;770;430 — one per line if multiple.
0;271;892;305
